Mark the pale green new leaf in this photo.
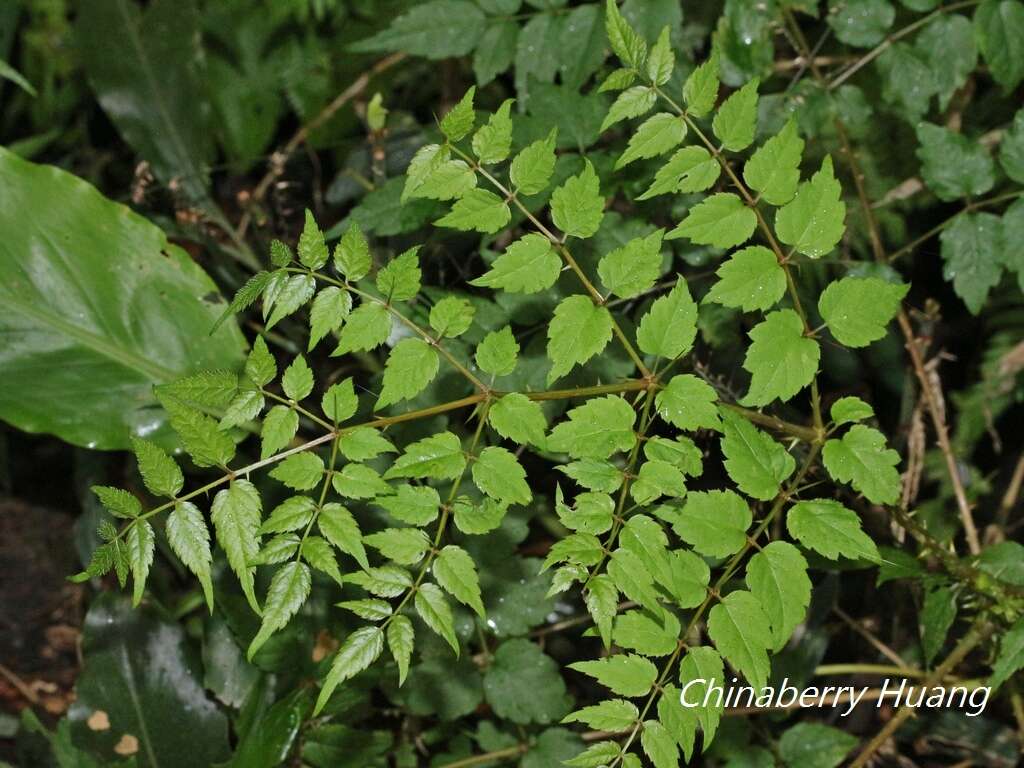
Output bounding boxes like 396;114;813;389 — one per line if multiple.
470;234;561;294
601;86;657;132
374;485;440;526
598;229;665;298
641;720;679;768
260;495;315;534
646;27;674;84
822;425;901;505
551;160;605;239
333;302;392;355
683;51;719;117
678;646;725;744
321;378;358;423
546;295;613;384
332;463;392;499
637;146;720;200
297;209;328;270
705;246;786;312
741;309;820;406
436;188;511;234
218;390;263;430
613;610;680;657
161;397;235;468
831;396;875;425
712;78;759;151
248;561;311;660
636;278;698;359
510;128;557;195
318;503;369;570
707;590;773;689
260;405;298;459
489;392;548;447
667;193;756;249
563;699;639;731
616;114;686;169
376;339;439;410
673;490;751;557
556;486;614;534
364;527;430;564
818;277;908;347
547;395;636;459
340;427;395;461
93;486;141;519
440;86;476;142
308;287;351;351
315;626;384;714
745;541;811;650
472;98;514;164
720;410;795;500
742;119;804;205
269;451;324;491
475;326;519;376
473;446;532;505
211;480;262;614
265;273;315;330
434;545;485;616
568;654;658;697
245;336;276;387
334;222;371;281
787;499;880;562
655;374;721;432
775;156;846;259
604;0;647;69
385;431;466;480
376;247;421;302
281;355;313;401
429;296;475;338
585;574;618;647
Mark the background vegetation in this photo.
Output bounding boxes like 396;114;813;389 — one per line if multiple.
1;0;1024;766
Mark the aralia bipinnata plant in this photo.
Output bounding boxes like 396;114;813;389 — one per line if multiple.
67;2;1024;766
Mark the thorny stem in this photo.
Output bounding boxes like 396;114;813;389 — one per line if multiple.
447;144;653;379
653;86;825;437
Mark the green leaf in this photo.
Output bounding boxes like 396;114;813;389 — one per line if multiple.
658;684;697;761
569;654;658;697
92;486;141;519
436;188;511;234
939;212;1004;315
218;390;263;430
282;355;313;401
1000;108;1024;184
720;410;795;501
822;424;901;505
166;501;214;610
475;326;519;377
334;222;372;281
333;302;393;355
260;405;298;460
819;277;908;347
683;51;719;117
551;160;605;239
712;78;759;151
415;582;460;654
251;534;299;566
260;495;316;534
484;639;572;725
387;615;415;686
741;309;820;406
600;67;638;92
0;59;36;96
404;145;477;202
598;229;665;299
677;646;725;744
616;113;686;169
556;487;614;534
665;550;710;609
332;463;393;499
248;561;311;659
489;393;548;447
548;395;636;459
674;490;751;557
585;574;618;648
318;503;369;570
0;149;245;450
452;496;508;535
314;626;384;714
564;741;622;768
308;287;352;351
211;480;262;614
301;536;343;585
213;271;273;334
636;277;698;360
641;720;679;768
916;123;995;202
321;378;358;423
655;374;721;432
787;499;880;562
974;0;1024;90
265;273;315;330
246;336;277;387
605;0;647;69
831;396;875;425
429;296;475;338
667;193;756;249
349;0;486;59
470;234;561;294
161;396;236;468
364;527;430;564
434;545;485;617
558;459;624;493
638;146;720;200
546;295;613;384
376;339;440;410
347;565;412;598
340;427;396;462
473;446;532;505
159;369;237;410
543;533;604;570
990;617;1024;689
375;485;440;526
385;431;467;480
440;86;476;142
564;699;639;731
828;0;894;46
473;99;514;164
608;547;663;614
269;451;324;491
376;248;422;302
297;209;329;270
920;584;957;665
778;723;858;768
707;590;773;689
126;520;154;606
338;598;392;621
743;119;804;205
646;26;675;84
775;156;846;259
706;246;786;312
646;437;702;476
510;128;557;195
746;541;811;651
613;610;680;657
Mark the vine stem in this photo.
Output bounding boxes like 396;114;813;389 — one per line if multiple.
653;86;825;436
848;618;991;767
612;443;822;765
447;144;653;380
